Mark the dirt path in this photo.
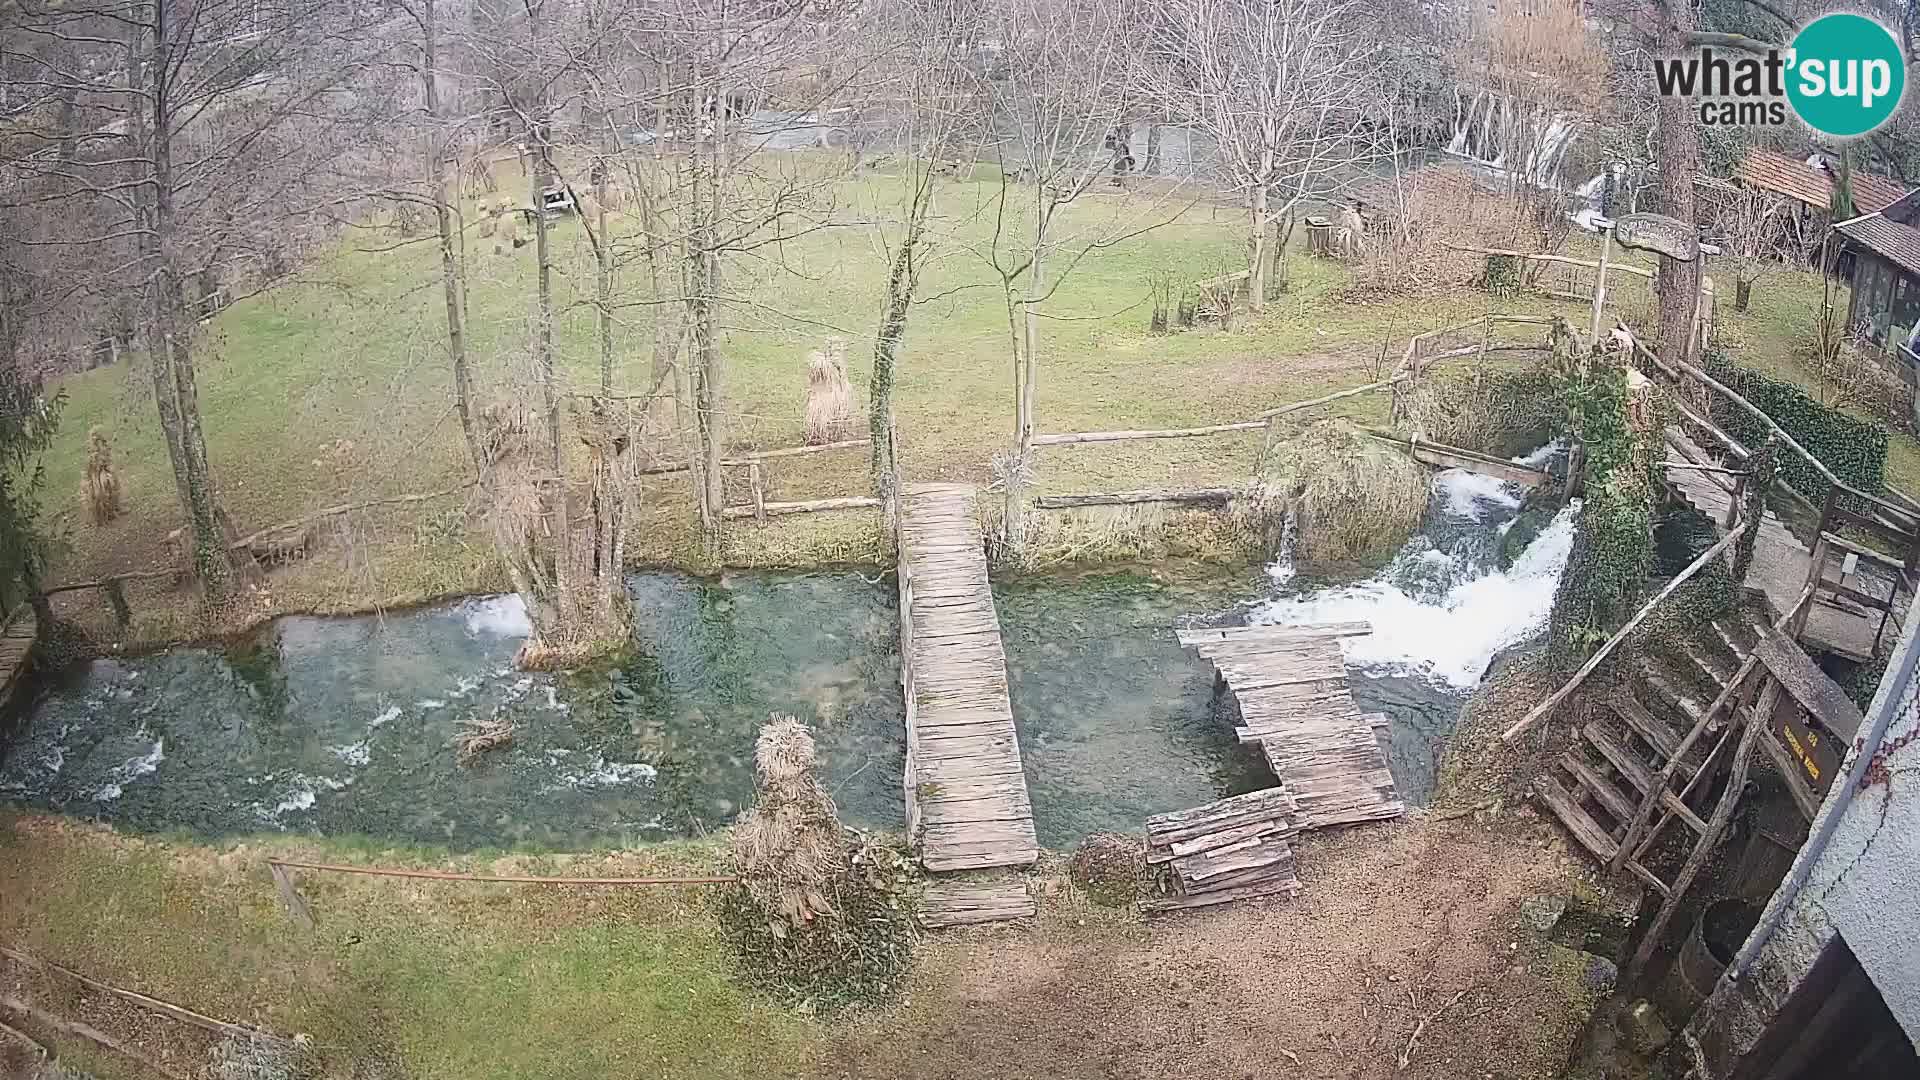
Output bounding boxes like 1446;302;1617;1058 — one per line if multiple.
824;817;1604;1080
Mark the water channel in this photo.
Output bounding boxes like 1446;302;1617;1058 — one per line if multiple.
0;463;1576;852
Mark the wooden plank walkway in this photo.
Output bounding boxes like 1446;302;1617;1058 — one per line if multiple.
0;607;35;712
898;484;1039;873
1663;427;1882;660
1178;623;1404;829
919;879;1035;927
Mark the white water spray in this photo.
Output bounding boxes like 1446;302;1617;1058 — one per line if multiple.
1251;469;1578;689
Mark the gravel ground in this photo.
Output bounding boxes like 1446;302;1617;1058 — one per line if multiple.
825;814;1613;1080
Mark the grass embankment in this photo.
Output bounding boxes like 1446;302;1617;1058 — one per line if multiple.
1;809;1619;1080
37;170;1582;642
0;817;817;1080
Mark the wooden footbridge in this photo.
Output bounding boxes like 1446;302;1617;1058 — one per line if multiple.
897;484;1039;924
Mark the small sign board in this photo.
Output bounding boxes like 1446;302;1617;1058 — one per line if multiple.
1772;699;1842;800
1614;213;1699;262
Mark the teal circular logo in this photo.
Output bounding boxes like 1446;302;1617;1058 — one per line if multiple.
1787;14;1906;138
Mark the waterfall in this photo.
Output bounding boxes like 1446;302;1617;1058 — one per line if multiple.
1445;86;1578;189
1250;460;1579;690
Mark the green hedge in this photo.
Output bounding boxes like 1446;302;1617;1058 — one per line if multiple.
1704;349;1888;501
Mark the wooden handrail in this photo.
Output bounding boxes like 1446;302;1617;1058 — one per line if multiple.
1627;328;1920;529
1503;521;1746;743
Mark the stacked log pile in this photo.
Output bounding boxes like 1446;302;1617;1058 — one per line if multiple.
1142;788;1303;912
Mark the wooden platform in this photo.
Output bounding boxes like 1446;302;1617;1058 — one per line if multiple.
1664;427;1883;660
919;878;1036;928
1143;788;1302;912
0;607;34;713
898;484;1039;873
1178;622;1404;829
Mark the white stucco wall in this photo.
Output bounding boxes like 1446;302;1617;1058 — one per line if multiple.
1801;619;1920;1044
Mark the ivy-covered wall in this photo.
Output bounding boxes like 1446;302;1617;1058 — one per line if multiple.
1547;361;1657;672
1704;349;1889;501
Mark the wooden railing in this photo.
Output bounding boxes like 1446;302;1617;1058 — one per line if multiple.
1024;314;1558;507
1502;519;1748;743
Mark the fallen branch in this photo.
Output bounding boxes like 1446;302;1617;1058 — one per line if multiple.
265;858;735;885
0;943;291;1047
1398;986;1471;1069
227;481;479;551
1030;421;1265;445
720;495;881;520
0;993;188;1080
0;1016;49;1061
1032;488;1236;509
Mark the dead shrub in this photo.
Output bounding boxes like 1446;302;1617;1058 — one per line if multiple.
803;337;855;445
716;715;917;1011
1067;832;1148;907
453;712;515;766
1807;332;1915;434
1403;368;1564;457
1002;503;1170;569
82;427;122;525
1242;418;1428;566
1347;166;1560;299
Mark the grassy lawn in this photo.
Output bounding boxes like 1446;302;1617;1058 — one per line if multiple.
35;168;1588;639
0;816;820;1080
38;164;1906;639
0;807;1611;1080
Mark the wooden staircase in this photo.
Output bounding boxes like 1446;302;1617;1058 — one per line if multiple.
1534;615;1764;897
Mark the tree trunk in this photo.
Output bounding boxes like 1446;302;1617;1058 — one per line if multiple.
1735;277;1753;312
424;0;482;477
870;181;929;503
145;0;233;602
1271;210;1294;295
1143;123;1161;176
871;244;912;503
1003;239;1042;555
1248;184;1269;313
682;86;725;550
1654;6;1702;364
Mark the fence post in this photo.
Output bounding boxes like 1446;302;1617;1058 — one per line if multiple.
749;462;767;521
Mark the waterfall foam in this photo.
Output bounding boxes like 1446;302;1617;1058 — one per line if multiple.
1251;466;1579;689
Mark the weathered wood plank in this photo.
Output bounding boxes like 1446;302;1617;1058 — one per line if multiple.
1753;629;1865;740
901;484;1038;873
920;879;1035;928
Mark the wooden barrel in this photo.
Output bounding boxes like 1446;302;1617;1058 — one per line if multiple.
1657;898;1760;1023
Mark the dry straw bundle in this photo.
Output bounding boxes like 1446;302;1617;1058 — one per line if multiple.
1243;419;1428;565
82;427;122;525
731;715;849;934
803;337;855;445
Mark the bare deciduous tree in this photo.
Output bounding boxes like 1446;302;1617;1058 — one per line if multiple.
1144;0;1381;311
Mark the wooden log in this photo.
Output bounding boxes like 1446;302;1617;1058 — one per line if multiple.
1362;431;1553;488
1255;378;1396;420
720;496;882;520
1029;421;1265;445
0;994;188;1080
1503;523;1746;742
1031;488;1235;509
0;944;293;1046
640;438;872;476
1442;243;1655;279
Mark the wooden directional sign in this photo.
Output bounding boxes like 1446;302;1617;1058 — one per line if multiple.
1614;213;1699;262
